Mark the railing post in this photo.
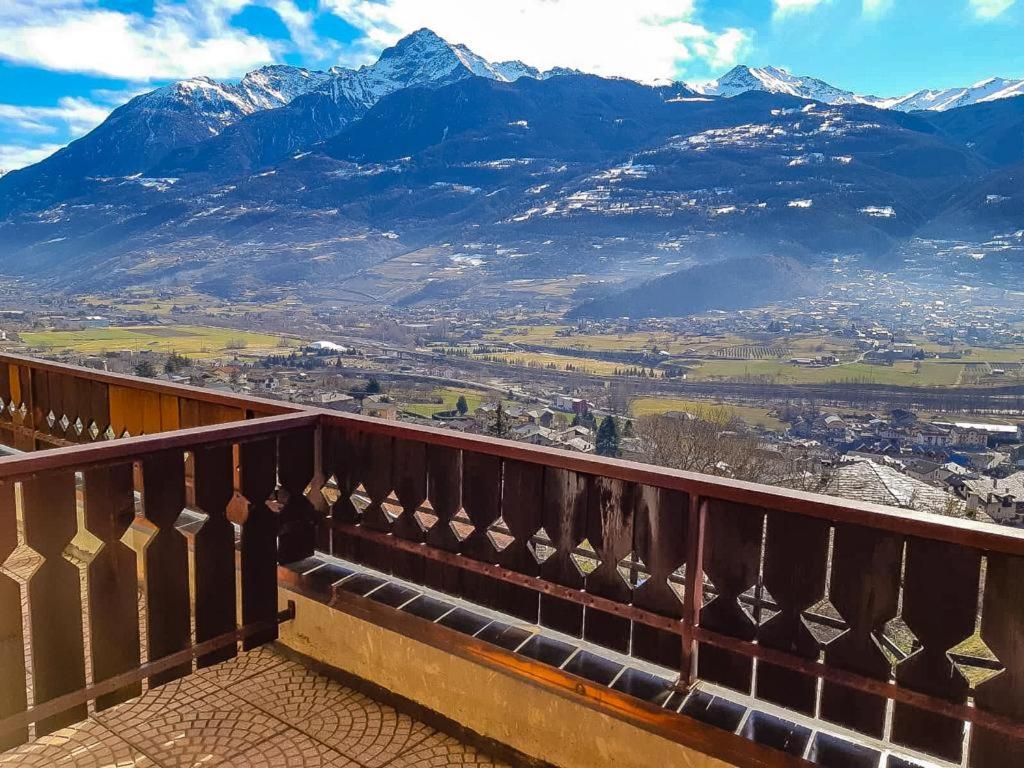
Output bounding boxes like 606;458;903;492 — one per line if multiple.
12;364;35;451
679;494;706;689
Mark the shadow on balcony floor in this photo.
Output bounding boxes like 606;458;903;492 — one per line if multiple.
0;645;509;768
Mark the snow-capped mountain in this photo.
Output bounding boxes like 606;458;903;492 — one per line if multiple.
691;65;884;106
886;77;1024;111
321;28;558;111
689;65;1024;113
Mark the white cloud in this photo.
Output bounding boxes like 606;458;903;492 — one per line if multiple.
862;0;894;17
773;0;831;18
0;143;64;171
0;97;112;136
0;1;278;81
969;0;1016;19
322;0;753;82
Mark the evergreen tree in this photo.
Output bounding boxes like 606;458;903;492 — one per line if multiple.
456;395;469;415
133;359;156;378
488;402;511;438
365;376;382;394
596;416;621;457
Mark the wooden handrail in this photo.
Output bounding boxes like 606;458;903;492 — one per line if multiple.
317;411;1024;557
0;411;318;481
0;351;305;416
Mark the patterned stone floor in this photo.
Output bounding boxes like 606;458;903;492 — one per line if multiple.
0;645;511;768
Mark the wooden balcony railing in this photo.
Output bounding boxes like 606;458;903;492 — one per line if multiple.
0;355;1023;766
0;410;316;749
0;352;297;451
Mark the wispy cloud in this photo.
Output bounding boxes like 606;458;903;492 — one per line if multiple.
0;97;111;136
0;142;64;171
969;0;1016;19
862;0;894;18
0;1;279;81
322;0;754;82
773;0;831;19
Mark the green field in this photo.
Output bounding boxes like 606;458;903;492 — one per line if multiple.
401;387;491;418
630;397;785;430
690;359;966;386
21;325;297;359
475;351;634;376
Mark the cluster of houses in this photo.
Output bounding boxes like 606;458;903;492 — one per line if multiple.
783;408;1024;525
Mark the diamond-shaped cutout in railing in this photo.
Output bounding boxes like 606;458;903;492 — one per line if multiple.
413;500;438;532
740;584;780;626
570;538;601;577
949;632;1005;688
529;527;555;564
668;564;688;604
123;515;157;554
616;552;652;589
1;542;44;584
382;490;403;522
88;421;100;440
319;475;342;507
17;403;27;418
59;414;71;432
349;483;371;516
121;430;131;439
266;485;290;514
46;410;56;428
73;417;84;435
65;525;104;570
881;616;921;665
103;425;116;440
486;516;514;553
449;507;474;542
804;595;847;645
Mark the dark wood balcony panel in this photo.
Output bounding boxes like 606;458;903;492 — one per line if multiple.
140;448;191;688
83;463;141;710
538;467;588;638
891;537;981;762
971;551;1024;768
21;469;87;735
698;498;765;695
0;481;27;751
238;437;281;650
755;510;830;716
631;485;688;669
192;444;237;669
819;524;903;739
0;411;306;751
494;459;543;624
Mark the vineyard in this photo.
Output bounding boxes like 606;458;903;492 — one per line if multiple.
711;344;790;360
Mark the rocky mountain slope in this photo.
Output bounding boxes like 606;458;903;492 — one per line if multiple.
0;30;1022;314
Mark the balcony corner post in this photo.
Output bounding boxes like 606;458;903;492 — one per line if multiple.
678;494;706;690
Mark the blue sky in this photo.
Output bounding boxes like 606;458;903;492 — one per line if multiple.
1;0;1022;170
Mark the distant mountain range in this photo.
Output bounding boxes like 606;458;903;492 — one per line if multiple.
0;29;1022;315
691;65;1024;112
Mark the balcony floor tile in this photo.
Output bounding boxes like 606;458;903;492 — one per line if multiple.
2;646;507;768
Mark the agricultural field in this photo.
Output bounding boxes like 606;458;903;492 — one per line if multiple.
917;342;1024;364
20;325;297;359
401;387;492;418
474;350;645;376
630;397;785;430
690;359;967;386
486;324;861;361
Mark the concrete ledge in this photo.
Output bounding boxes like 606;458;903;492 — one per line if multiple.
276;579;799;768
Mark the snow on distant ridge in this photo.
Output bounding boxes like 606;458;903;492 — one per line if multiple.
689;65;1024;112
